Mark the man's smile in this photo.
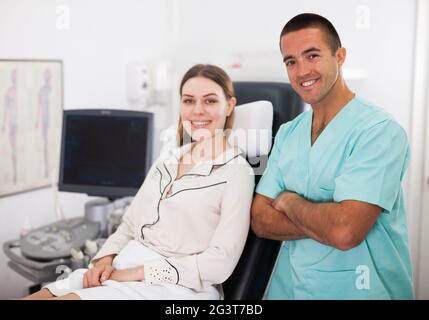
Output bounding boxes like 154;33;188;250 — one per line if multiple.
300;78;320;89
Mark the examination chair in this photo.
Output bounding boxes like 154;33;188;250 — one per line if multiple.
223;81;303;300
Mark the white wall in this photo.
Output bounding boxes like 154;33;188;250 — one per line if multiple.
0;0;169;108
410;0;429;300
0;0;169;299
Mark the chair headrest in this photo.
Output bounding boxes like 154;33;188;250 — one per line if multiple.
228;100;273;158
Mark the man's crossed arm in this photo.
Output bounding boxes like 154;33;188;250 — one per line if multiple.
251;192;381;251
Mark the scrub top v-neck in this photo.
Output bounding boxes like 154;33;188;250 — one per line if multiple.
256;96;414;300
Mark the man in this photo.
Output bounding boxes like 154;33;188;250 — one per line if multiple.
251;13;414;299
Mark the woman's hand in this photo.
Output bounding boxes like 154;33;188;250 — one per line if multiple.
109;266;145;282
83;255;116;288
83;264;115;288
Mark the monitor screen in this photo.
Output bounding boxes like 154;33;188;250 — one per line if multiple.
58;109;153;199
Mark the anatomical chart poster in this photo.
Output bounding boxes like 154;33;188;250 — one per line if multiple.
0;60;63;197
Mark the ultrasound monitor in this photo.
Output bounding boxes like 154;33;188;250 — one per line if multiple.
58;109;154;199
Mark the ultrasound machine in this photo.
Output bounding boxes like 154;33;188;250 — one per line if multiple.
3;109;154;288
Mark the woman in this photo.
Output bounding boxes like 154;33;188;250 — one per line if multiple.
23;64;255;300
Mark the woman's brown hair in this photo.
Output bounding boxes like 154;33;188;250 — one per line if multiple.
177;64;235;146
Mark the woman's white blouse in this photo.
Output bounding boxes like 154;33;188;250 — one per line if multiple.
92;144;255;292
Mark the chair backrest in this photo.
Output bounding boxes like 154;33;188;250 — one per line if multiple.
222;81;303;300
228;100;273;158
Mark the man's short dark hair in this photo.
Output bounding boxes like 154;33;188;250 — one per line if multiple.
280;13;342;55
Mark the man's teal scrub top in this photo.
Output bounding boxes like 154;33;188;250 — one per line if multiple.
256;96;414;300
